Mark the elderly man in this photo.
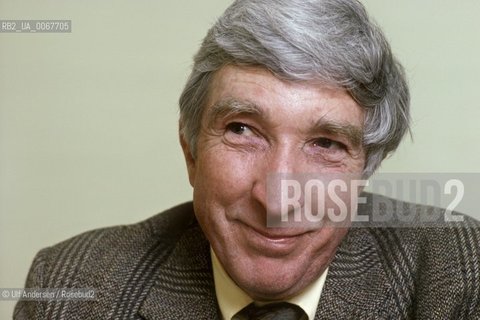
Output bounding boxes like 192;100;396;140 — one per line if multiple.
14;0;480;319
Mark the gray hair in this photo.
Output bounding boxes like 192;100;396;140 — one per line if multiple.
179;0;410;176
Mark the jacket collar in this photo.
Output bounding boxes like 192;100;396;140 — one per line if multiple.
139;197;401;319
314;227;401;319
138;222;221;319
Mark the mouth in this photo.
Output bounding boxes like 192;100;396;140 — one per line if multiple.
237;221;312;255
249;224;310;240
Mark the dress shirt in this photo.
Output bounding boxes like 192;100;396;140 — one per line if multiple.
211;248;329;320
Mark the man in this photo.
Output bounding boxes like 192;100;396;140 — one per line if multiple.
14;0;480;319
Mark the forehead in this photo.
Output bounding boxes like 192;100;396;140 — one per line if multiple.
205;65;364;127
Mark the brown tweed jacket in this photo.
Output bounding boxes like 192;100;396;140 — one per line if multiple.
14;194;480;319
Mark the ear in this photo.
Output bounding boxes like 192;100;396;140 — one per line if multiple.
179;127;196;187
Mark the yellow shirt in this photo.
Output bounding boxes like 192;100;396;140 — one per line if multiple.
211;248;329;320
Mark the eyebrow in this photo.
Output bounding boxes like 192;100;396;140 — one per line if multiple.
311;118;363;149
205;98;363;148
205;98;266;129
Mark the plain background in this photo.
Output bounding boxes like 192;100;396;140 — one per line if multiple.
1;0;479;317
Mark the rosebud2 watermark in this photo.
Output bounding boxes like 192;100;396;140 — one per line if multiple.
266;173;476;228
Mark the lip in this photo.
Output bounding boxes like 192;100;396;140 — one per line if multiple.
249;224;309;240
237;221;311;255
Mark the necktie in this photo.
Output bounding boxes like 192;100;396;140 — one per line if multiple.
236;302;307;320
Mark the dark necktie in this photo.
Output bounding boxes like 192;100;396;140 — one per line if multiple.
236;302;307;320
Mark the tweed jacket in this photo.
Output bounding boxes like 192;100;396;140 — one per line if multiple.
14;194;480;319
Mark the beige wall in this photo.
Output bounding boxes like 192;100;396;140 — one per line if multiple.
1;0;479;317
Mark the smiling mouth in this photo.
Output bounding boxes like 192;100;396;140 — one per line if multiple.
239;221;311;242
233;219;320;257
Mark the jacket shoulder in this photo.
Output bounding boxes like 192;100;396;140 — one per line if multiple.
36;201;196;278
320;194;480;319
14;202;196;319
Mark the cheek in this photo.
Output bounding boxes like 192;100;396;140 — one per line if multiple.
193;148;261;206
191;149;262;251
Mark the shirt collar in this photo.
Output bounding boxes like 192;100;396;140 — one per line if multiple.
211;248;329;320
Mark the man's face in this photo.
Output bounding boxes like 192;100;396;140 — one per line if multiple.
181;65;366;300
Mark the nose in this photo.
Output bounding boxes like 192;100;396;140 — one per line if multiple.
251;143;306;219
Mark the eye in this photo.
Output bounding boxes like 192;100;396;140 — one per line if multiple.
312;138;345;150
226;122;255;136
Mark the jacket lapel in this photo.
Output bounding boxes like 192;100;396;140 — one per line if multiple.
314;227;401;319
137;224;395;319
138;194;404;319
138;223;221;320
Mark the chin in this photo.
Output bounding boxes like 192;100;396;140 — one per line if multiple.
241;277;305;301
231;257;316;301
